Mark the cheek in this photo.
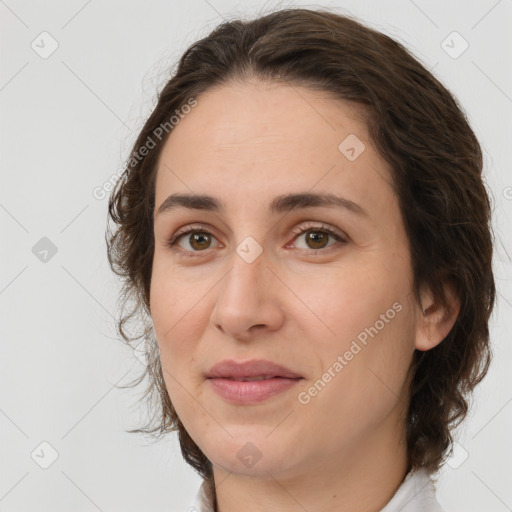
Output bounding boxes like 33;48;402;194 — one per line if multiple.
150;251;205;326
149;269;206;428
149;259;204;366
291;257;414;414
288;257;406;347
317;301;414;428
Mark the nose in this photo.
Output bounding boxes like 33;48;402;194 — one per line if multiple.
210;246;285;341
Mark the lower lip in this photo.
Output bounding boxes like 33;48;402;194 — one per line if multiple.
207;377;302;404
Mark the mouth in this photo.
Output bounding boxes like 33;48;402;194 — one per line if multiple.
205;359;303;404
205;358;302;380
207;375;303;404
215;375;295;381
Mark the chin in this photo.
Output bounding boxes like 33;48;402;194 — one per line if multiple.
204;431;300;477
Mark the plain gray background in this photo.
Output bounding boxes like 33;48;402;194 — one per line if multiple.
1;0;511;511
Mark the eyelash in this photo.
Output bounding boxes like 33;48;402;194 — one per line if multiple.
166;223;347;257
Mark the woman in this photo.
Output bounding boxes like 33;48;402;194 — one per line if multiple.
106;7;495;512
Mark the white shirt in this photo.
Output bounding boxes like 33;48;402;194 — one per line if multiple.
187;468;445;512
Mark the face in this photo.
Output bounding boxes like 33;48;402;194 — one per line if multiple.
150;79;421;480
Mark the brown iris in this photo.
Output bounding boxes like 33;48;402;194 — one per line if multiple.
305;230;329;249
188;232;212;250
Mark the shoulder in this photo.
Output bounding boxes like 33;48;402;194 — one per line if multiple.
380;468;446;512
187;477;216;512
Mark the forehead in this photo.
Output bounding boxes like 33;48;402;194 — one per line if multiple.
154;80;394;216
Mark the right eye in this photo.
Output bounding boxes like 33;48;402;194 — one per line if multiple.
167;228;221;253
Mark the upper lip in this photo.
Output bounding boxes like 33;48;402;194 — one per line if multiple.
206;359;302;379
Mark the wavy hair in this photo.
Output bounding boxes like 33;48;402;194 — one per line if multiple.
106;7;495;480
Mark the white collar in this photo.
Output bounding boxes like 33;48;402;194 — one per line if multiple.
188;468;444;512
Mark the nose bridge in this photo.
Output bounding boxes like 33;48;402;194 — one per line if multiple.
219;242;267;309
211;236;284;336
221;220;268;294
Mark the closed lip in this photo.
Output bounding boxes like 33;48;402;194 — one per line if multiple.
205;359;303;380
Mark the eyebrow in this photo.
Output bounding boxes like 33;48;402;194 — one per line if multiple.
156;192;368;218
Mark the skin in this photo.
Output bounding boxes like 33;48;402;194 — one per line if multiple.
150;79;459;512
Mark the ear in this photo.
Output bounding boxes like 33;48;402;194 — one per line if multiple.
415;279;460;351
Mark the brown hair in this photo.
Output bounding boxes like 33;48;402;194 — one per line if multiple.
106;7;495;480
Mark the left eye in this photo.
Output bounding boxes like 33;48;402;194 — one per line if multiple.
291;227;345;251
